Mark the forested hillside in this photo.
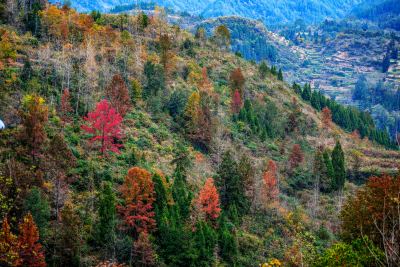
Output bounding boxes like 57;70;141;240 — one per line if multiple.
350;0;400;30
0;2;399;267
50;0;364;26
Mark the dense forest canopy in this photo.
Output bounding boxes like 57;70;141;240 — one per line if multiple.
0;1;399;267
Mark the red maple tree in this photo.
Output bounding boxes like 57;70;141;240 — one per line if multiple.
118;167;156;235
231;89;242;114
106;74;131;117
289;144;304;171
262;160;279;203
81;99;123;155
60;88;73;121
196;178;221;222
17;213;46;267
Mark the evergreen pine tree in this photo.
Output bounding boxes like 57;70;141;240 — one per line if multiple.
193;221;217;266
331;141;346;191
301;83;312;101
23;187;50;241
97;182;116;251
277;68;283;81
218;217;238;266
216;151;248;216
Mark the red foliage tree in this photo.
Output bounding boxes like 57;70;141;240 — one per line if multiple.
0;218;20;266
321;107;332;128
196;178;221;222
60;88;73;121
261;160;279;204
81;99;123;155
17;213;46;267
289;144;304;170
106;74;131;117
118;167;156;236
231;89;242;114
133;232;156;266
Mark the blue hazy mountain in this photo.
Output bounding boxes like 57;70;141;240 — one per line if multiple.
51;0;364;25
200;0;364;25
350;0;400;30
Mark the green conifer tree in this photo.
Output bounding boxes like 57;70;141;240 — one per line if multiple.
331;141;346;191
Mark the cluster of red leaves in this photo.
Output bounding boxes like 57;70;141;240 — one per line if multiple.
231;89;243;114
0;214;46;267
118;167;156;235
81;99;123;155
196;178;221;222
321;107;332;128
262;160;279;203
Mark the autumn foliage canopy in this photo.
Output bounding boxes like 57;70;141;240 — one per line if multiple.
196;178;221;222
118;167;156;235
261;160;279;204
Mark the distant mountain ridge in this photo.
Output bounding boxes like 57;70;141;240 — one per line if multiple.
350;0;400;30
50;0;365;25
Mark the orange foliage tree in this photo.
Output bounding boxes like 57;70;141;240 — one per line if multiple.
199;67;213;93
105;74;131;117
19;94;49;156
184;91;213;151
261;160;279;204
196;178;221;222
118;167;156;236
17;213;46;267
340;174;400;265
321;107;332;128
229;68;245;94
0;218;20;266
81;99;123;155
289;144;304;171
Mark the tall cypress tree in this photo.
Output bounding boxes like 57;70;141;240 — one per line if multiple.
331;141;346;191
216;151;248;216
218;217;238;266
193;221;217;266
97;182;116;253
301;83;312;101
277;68;283;81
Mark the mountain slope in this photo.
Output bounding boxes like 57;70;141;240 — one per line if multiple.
350;0;400;30
1;3;399;266
49;0;214;13
52;0;364;25
201;0;364;25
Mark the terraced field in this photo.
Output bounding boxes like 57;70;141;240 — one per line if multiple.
285;31;399;105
